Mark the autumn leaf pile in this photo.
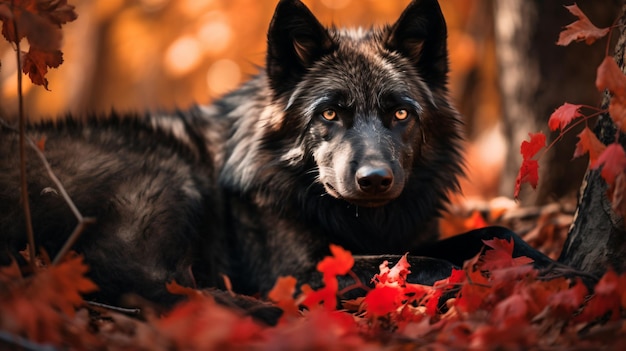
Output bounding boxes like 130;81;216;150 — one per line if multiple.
2;240;626;350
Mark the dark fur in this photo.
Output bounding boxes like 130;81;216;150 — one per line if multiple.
0;0;552;309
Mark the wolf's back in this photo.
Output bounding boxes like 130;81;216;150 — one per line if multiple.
0;112;225;304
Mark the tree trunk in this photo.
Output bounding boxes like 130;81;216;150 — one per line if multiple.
494;0;619;205
559;2;626;274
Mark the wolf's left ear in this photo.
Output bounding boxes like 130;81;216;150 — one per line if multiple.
266;0;335;97
386;0;449;91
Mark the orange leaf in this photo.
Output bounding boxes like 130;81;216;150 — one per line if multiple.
597;56;626;98
0;1;77;89
464;210;488;230
22;48;63;90
556;4;609;46
268;276;299;320
573;126;606;164
166;280;203;299
548;103;583;132
592;142;626;187
0;254;98;345
36;136;47;151
596;57;626;130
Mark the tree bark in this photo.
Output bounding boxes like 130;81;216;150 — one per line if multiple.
559;2;626;275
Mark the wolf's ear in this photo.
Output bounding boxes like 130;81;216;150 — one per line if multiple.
266;0;335;97
386;0;449;91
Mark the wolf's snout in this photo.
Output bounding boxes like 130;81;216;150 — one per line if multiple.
356;165;393;194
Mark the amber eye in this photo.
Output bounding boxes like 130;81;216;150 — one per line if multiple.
394;109;409;121
321;109;338;121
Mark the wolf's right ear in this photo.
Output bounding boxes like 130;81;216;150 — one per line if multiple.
266;0;335;97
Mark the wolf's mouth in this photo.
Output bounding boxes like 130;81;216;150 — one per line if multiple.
324;183;393;208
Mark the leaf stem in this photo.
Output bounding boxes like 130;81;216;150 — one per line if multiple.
537;108;607;161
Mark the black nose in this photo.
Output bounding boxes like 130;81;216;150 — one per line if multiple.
356;166;393;194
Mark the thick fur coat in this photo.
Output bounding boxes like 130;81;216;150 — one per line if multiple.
0;0;552;307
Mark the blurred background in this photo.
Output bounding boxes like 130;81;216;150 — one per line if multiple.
0;0;620;217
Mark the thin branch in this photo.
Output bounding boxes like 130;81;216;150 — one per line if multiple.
0;119;97;265
338;270;371;297
11;0;37;273
86;301;142;316
24;134;97;265
538;261;601;283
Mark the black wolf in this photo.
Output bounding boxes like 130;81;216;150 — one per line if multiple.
0;0;553;309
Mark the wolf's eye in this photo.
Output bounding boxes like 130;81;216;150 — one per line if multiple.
321;109;338;121
394;109;409;121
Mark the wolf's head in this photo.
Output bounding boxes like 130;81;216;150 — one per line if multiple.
262;0;463;210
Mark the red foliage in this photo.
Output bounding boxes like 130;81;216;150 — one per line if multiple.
3;241;626;349
481;237;534;270
597;56;626;131
548;103;583;132
574;127;606;164
301;244;354;311
0;0;77;89
519;5;626;225
556;4;610;46
0;254;99;348
592;142;626;186
514;132;546;198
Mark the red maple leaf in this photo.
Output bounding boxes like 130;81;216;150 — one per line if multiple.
301;244;354;311
548;103;583;132
547;279;588;317
317;244;354;278
157;295;264;350
0;254;98;346
514;159;539;199
556;4;610;46
514;132;546;199
573;127;606;164
596;56;626;131
455;256;491;313
268;276;299;320
364;285;403;316
0;0;77;89
373;254;410;287
481;238;534;271
576;270;624;322
592;142;626;186
22;48;63;90
520;132;546;159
